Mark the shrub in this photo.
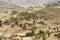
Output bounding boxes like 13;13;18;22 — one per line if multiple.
42;36;46;40
25;32;33;37
39;30;47;40
0;37;2;40
41;15;50;20
47;32;51;37
11;24;14;27
56;27;59;32
39;30;45;35
22;24;27;30
10;17;16;22
48;26;51;31
33;20;36;25
19;23;23;27
12;10;18;15
30;27;36;35
24;16;30;20
38;21;46;25
15;20;19;25
3;19;10;25
0;20;2;27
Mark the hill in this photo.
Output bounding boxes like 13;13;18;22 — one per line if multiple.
0;1;21;11
1;0;60;7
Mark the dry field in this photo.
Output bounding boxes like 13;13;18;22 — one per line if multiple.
0;8;60;40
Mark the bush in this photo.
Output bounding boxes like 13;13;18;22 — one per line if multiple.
11;24;14;27
19;23;23;27
3;19;10;25
0;20;2;27
10;17;16;22
12;10;18;15
25;32;33;37
0;37;2;40
22;24;27;30
39;30;47;40
47;32;51;37
38;21;46;25
30;27;36;35
15;20;19;25
39;30;45;35
41;15;50;20
33;20;36;25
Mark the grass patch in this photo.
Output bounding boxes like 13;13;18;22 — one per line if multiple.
41;8;60;13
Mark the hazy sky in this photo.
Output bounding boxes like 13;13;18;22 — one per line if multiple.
0;0;59;3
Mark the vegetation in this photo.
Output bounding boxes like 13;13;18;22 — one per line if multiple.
11;24;14;27
31;27;36;35
3;19;10;25
41;8;60;13
0;7;60;40
0;20;2;27
12;10;18;15
39;30;47;40
38;21;46;25
22;24;27;30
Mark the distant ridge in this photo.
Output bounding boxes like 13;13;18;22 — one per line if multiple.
0;1;21;10
0;0;60;8
0;0;60;7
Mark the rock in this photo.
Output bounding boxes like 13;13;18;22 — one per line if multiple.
54;33;60;38
22;37;33;40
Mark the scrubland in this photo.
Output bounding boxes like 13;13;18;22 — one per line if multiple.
0;7;60;40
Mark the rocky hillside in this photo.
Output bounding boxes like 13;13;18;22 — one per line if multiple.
0;1;21;10
0;0;60;7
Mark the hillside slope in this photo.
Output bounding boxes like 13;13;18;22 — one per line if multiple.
0;1;20;10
